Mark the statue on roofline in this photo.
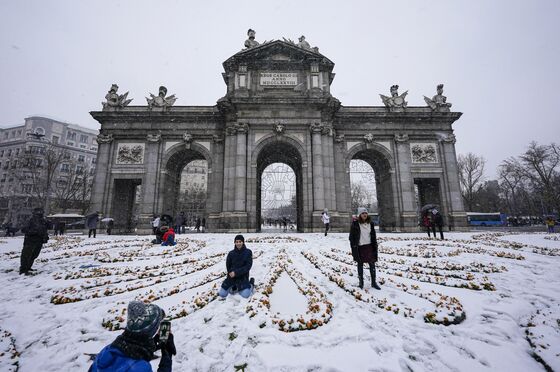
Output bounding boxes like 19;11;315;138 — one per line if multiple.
102;84;132;110
146;86;177;110
424;84;452;112
380;85;408;111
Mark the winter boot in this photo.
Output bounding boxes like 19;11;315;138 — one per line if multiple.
370;265;381;290
357;263;364;289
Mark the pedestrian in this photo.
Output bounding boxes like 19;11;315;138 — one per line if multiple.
218;235;254;299
107;219;114;235
545;216;555;233
89;300;175;372
201;218;206;233
195;217;201;233
86;211;100;238
152;215;161;235
19;207;49;275
422;213;432;238
174;212;184;235
432;209;445;239
59;221;65;236
161;227;176;246
321;209;330;236
348;207;380;290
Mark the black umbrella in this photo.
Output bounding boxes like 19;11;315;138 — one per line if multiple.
160;214;173;225
420;204;439;213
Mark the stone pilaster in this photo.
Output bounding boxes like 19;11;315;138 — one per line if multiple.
90;136;114;215
139;134;162;229
394;133;417;229
440;133;467;229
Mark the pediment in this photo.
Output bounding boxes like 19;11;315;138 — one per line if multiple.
223;40;334;71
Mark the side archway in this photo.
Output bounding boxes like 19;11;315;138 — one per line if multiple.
159;143;213;219
345;143;398;231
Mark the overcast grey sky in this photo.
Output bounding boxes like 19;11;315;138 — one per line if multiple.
1;0;559;178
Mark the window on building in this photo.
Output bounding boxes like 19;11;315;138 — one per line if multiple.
52;136;59;144
92;157;97;164
36;159;42;167
80;135;88;143
15;148;20;156
76;165;84;174
78;155;85;162
67;141;74;146
17;130;22;136
64;153;71;159
7;149;12;157
0;150;3;157
91;146;97;152
61;164;70;173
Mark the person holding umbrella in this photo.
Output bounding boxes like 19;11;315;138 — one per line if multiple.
101;217;114;235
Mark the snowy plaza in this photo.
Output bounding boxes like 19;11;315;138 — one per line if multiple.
0;232;558;371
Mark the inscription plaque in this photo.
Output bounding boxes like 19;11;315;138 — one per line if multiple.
260;72;298;86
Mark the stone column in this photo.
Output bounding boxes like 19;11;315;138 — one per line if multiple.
394;134;417;230
321;124;336;211
310;123;325;212
234;123;248;211
90;134;114;215
222;125;237;212
440;133;467;229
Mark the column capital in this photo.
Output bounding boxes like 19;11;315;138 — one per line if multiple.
394;133;409;143
96;133;113;144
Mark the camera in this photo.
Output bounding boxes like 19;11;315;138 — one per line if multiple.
159;319;171;343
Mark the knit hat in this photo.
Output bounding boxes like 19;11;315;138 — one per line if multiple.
234;234;245;242
126;301;164;337
357;207;368;215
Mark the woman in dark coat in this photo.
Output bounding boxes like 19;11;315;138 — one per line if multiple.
349;207;380;290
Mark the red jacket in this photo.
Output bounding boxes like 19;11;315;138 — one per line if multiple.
162;228;175;242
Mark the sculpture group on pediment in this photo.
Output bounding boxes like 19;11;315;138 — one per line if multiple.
380;85;408;111
244;29;260;49
424;84;452;112
102;84;132;110
146;86;177;110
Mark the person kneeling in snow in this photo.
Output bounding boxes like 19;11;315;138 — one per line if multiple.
218;235;254;298
89;300;176;372
161;227;176;246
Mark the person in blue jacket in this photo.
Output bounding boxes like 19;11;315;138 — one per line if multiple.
218;235;254;298
89;300;176;372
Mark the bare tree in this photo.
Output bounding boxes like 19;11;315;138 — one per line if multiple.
498;158;526;216
517;142;560;214
11;140;69;214
351;183;368;212
53;161;93;213
457;153;486;211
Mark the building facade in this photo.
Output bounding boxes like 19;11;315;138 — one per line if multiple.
90;39;466;233
0;116;98;225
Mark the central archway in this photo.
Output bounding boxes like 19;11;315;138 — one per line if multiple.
253;138;305;232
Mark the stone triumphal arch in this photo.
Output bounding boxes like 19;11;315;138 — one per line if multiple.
90;34;467;233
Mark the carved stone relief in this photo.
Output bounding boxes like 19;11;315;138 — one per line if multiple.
115;143;145;165
410;143;438;163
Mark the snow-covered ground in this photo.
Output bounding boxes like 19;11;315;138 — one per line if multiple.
0;232;559;371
